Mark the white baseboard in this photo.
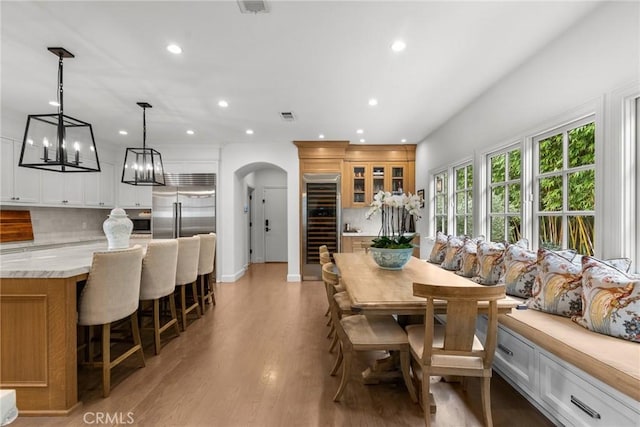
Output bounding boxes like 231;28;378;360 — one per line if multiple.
287;274;301;282
220;268;246;282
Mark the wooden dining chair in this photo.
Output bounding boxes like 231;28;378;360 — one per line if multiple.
329;300;417;403
322;262;352;354
405;282;505;427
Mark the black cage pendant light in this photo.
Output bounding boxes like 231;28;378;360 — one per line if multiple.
121;102;165;186
19;47;101;172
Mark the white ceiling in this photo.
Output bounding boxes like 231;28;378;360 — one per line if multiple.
1;1;601;151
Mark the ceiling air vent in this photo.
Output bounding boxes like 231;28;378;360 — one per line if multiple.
237;0;269;14
280;111;296;122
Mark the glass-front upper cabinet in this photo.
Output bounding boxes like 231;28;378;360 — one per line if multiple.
372;165;386;193
391;166;405;194
349;164;369;207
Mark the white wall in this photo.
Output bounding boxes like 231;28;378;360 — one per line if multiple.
416;1;639;261
219;141;300;282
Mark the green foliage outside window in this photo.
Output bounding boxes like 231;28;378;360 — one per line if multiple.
537;122;595;254
489;149;521;242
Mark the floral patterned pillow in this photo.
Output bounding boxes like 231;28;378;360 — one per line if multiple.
441;235;466;271
472;240;507;285
574;256;640;342
457;239;479;278
499;241;536;298
526;249;582;317
428;231;447;264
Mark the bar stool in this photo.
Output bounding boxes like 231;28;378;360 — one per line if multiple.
139;239;180;355
195;233;216;311
176;236;201;330
78;245;145;397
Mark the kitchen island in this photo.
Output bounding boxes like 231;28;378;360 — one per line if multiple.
0;240;148;415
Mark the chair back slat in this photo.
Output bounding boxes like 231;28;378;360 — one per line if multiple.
444;299;480;352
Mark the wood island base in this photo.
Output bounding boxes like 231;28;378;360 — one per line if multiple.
0;275;85;415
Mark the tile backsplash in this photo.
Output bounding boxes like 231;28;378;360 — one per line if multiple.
4;207;111;244
342;208;379;234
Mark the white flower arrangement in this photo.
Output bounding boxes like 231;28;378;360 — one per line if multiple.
366;190;423;248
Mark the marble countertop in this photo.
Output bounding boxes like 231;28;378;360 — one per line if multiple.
0;239;152;279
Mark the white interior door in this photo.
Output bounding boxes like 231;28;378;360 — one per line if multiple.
264;187;287;262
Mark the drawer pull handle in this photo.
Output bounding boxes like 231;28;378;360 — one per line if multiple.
570;395;601;419
498;344;513;356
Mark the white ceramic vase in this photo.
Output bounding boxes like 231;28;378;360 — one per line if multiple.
103;208;133;250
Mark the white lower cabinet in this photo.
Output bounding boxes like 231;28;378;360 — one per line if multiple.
478;316;640;427
539;353;640;427
494;324;538;398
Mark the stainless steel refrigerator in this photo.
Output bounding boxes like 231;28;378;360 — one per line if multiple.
152;173;216;238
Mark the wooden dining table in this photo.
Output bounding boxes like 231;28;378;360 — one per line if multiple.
333;252;519;316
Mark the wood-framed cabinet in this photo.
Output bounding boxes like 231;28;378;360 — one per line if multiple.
343;160;415;208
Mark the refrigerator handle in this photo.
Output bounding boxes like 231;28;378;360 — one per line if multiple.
173;202;178;238
177;202;182;237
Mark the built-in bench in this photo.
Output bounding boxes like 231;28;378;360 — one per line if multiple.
477;307;640;426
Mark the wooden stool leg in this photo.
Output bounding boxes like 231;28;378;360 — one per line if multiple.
198;275;205;313
328;332;338;353
153;299;161;355
102;323;111;398
209;273;216;306
192;282;202;317
169;294;181;337
130;311;145;367
180;286;188;331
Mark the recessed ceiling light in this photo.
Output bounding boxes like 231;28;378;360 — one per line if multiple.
401;138;407;143
49;100;60;107
318;134;325;139
167;44;182;54
368;98;378;106
246;129;254;135
186;130;195;135
356;129;364;134
391;40;406;52
218;100;229;108
359;138;366;143
119;130;128;135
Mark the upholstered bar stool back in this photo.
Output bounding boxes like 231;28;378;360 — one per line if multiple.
176;236;201;330
196;233;216;310
78;245;145;397
139;239;180;354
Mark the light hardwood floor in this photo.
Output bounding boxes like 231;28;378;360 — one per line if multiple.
12;263;553;426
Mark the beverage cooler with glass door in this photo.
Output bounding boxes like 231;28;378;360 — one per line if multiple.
302;173;341;280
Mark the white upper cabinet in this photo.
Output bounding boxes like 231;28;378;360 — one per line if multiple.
84;162;114;208
117;183;152;208
40;172;84;206
1;137;40;203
